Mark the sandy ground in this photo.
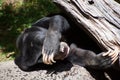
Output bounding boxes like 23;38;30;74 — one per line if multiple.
0;60;95;80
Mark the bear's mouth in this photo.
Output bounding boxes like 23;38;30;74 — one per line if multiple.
54;42;70;60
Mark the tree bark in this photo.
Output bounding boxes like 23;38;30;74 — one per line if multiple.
53;0;120;63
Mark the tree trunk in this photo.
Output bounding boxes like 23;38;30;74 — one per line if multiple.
53;0;120;63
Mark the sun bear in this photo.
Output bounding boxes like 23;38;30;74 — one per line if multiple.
15;14;115;71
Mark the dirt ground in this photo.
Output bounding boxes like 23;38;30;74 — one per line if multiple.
0;60;119;80
0;60;95;80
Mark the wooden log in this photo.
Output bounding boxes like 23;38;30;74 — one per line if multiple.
53;0;120;64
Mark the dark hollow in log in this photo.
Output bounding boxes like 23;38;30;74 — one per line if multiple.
53;0;120;64
64;22;102;53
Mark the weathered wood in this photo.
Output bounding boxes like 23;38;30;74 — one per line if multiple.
53;0;120;64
